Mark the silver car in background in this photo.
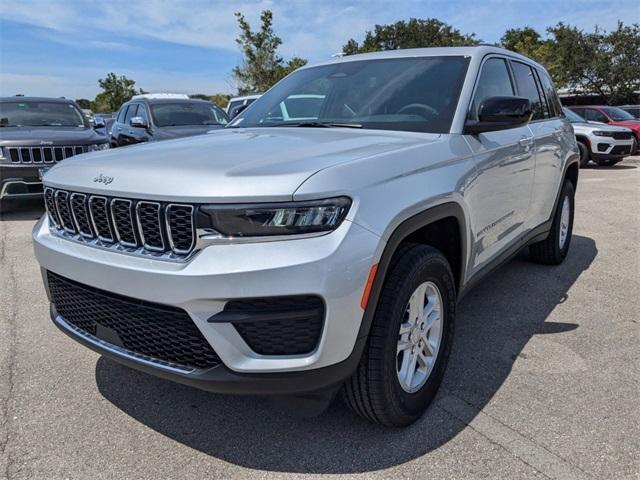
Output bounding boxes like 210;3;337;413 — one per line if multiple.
33;46;579;427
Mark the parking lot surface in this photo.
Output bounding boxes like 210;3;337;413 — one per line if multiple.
1;159;639;479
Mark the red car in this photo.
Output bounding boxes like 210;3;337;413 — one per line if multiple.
568;105;640;153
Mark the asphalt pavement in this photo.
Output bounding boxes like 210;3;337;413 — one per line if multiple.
1;158;638;479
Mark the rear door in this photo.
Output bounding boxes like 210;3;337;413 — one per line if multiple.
464;56;536;271
510;61;566;229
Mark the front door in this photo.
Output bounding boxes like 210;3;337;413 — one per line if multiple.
464;57;536;273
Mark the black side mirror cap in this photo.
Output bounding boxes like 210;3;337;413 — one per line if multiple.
465;96;532;134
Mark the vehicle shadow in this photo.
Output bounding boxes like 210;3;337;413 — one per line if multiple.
95;235;597;474
0;200;44;221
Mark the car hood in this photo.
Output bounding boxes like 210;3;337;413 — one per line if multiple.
152;124;225;140
43;127;440;202
571;122;633;133
0;127;106;145
610;120;640;131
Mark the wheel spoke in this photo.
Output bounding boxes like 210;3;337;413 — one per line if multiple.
397;339;412;354
404;351;418;388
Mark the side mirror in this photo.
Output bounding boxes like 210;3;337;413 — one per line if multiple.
465;96;532;134
130;116;148;129
92;118;105;129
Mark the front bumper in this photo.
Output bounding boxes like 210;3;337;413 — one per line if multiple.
588;136;634;159
0;164;44;200
33;214;382;392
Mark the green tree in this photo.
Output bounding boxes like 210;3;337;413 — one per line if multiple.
343;18;479;54
547;22;640;104
189;93;231;109
92;73;143;112
500;27;553;65
232;10;307;95
75;98;92;110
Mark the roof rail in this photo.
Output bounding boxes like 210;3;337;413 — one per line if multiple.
131;93;190;100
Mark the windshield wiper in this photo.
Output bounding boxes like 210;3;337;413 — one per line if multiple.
272;121;363;129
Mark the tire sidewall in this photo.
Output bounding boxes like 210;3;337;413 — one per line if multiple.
555;181;575;260
577;142;589;167
379;251;456;419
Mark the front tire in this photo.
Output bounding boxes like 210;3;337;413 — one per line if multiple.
529;180;575;265
577;141;590;168
343;244;456;427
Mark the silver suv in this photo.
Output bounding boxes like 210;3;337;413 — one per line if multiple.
33;47;579;427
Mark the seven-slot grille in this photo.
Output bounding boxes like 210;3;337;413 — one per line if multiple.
5;145;86;164
44;187;196;257
612;131;633;140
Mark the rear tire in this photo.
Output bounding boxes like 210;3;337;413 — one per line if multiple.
343;244;456;427
577;141;590;168
529;180;575;265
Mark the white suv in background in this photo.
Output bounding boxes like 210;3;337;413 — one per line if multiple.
563;107;634;167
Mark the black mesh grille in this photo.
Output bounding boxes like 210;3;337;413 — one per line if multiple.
70;193;92;237
229;296;324;355
54;147;64;161
137;202;164;250
111;199;137;246
89;196;113;241
44;188;59;226
55;191;75;232
64;147;73;158
75;146;84;155
43;148;53;162
167;205;195;252
9;149;20;163
48;272;221;370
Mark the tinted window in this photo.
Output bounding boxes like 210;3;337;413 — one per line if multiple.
511;61;545;120
227;101;242;112
124;104;138;124
136;104;148;122
601;107;635;121
538;71;562;117
563;108;586;123
621;107;640;118
583;108;608;123
282;95;325;120
116;107;127;123
469;58;514;121
234;56;471;134
150;102;227;126
0;101;86;127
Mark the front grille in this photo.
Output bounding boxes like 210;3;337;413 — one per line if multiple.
44;187;196;258
612;131;633;140
5;145;86;164
610;145;631;155
47;271;221;370
228;296;324;355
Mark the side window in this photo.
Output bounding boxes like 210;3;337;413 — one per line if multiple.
584;108;608;123
116;106;128;123
136;104;148;122
227;101;242;112
511;61;545;120
124;104;138;124
469;58;514;121
537;71;562;118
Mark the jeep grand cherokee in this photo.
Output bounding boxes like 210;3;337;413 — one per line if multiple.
33;47;578;427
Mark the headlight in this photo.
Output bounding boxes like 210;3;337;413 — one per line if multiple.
197;197;351;237
592;131;613;137
88;143;110;151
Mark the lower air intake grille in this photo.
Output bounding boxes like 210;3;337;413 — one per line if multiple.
228;296;324;355
47;272;221;370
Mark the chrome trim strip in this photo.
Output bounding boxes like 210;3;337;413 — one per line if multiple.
165;203;195;254
135;201;165;252
54;190;75;234
88;195;115;242
69;192;93;238
110;198;138;248
53;313;194;374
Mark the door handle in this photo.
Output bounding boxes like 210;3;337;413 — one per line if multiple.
518;137;534;150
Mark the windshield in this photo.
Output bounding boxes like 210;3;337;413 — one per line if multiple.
563;108;586;123
602;107;635;121
150;102;229;127
0;101;86;127
230;56;470;133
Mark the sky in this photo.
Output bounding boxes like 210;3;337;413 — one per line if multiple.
0;0;638;100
